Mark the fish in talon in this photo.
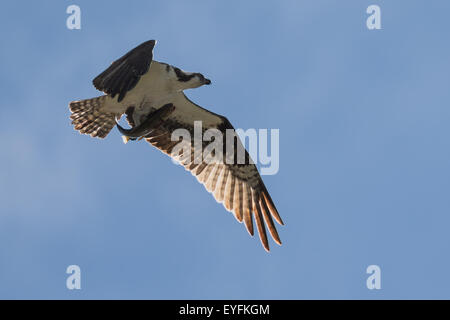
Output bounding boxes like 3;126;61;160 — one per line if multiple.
116;103;176;143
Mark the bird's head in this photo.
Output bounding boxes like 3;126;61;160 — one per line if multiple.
193;73;212;87
172;67;211;90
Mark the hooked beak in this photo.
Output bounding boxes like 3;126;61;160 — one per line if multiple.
204;78;211;85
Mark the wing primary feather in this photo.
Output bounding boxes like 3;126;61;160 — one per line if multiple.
262;190;284;225
209;164;223;193
218;169;229;202
224;174;235;211
253;191;270;252
228;175;237;219
233;178;243;222
237;180;244;222
213;168;226;202
260;196;282;245
243;183;254;236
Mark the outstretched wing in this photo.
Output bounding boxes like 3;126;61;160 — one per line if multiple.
93;40;156;102
143;93;284;251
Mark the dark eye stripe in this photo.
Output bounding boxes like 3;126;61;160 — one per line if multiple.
174;67;196;82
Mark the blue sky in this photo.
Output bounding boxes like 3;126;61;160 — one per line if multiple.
1;0;450;299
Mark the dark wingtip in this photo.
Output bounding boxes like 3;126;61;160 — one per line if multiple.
140;40;157;50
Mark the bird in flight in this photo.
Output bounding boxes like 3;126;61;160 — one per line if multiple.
69;40;284;251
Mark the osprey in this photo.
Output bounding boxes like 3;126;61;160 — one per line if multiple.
69;40;284;251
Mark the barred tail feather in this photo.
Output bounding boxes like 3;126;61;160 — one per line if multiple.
69;95;116;138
